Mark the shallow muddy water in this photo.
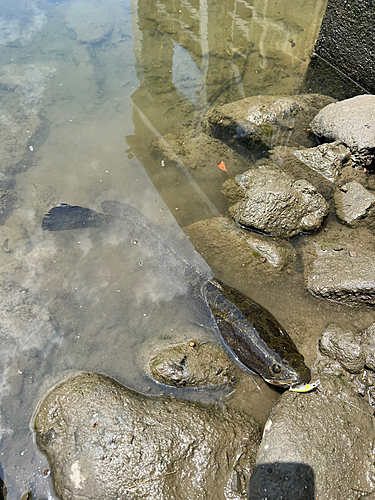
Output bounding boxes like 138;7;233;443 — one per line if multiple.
1;0;373;498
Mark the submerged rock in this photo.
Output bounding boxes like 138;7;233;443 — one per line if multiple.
334;181;375;227
206;94;335;150
34;372;261;500
311;95;375;168
150;341;235;388
0;64;56;109
184;216;294;282
228;167;328;238
250;374;375;500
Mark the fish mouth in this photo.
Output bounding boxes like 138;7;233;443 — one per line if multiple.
263;377;299;388
264;371;311;389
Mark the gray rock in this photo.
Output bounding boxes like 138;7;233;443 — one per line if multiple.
0;189;15;224
249;374;375;500
318;325;365;373
0;279;57;356
311;95;375;167
0;109;40;175
149;341;235;388
183;216;295;283
0;64;56;109
229;167;328;238
268;147;335;199
334;181;375;226
304;242;375;306
34;372;261;500
206;94;335;150
294;141;351;182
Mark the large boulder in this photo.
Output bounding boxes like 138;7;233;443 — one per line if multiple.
34;372;261;500
311;95;375;168
184;216;295;283
227;167;328;238
206;94;335;150
249;374;375;500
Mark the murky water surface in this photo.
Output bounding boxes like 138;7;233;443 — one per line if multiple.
1;0;372;498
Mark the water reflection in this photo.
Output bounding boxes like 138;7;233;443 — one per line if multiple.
0;0;331;497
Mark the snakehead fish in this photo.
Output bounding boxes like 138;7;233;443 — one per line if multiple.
42;202;311;389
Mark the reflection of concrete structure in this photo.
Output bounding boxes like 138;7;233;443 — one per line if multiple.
130;0;327;114
311;0;374;96
127;0;328;223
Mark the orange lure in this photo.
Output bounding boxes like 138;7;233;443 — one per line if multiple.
218;161;227;172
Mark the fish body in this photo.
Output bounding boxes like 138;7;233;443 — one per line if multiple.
42;202;311;388
202;279;311;388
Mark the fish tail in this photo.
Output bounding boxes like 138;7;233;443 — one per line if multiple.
42;204;104;231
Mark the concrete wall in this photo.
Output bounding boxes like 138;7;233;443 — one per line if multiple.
313;0;375;95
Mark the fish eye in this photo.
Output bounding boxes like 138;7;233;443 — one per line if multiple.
272;364;282;374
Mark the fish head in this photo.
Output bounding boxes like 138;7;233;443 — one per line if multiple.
262;355;311;389
202;278;311;390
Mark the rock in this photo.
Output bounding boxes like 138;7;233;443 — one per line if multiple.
304;241;375;306
228;167;328;238
294;141;352;182
362;323;375;372
206;94;335;150
311;95;375;168
184;216;294;282
0;189;15;225
34;372;261;500
0;64;56;109
318;325;365;373
267;146;334;199
0;279;57;356
149;341;235;388
249;374;375;500
0;109;40;175
334;181;375;227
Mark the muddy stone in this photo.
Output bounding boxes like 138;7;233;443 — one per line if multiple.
303;241;375;307
184;216;294;282
206;94;335;150
228;167;328;238
362;323;375;372
0;109;40;175
250;374;375;500
319;325;365;373
334;180;375;227
267;146;334;200
34;372;261;500
0;279;57;356
294;141;351;182
311;95;375;168
150;342;235;388
317;322;375;373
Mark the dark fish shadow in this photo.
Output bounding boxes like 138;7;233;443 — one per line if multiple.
249;462;315;500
